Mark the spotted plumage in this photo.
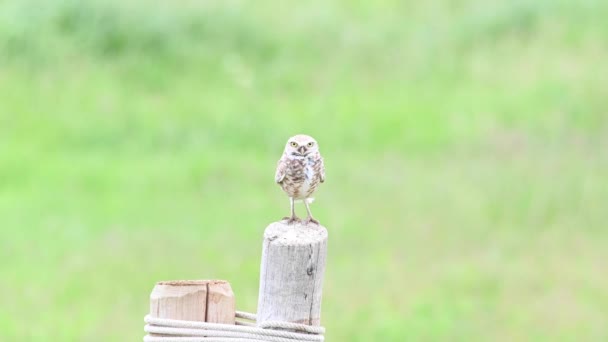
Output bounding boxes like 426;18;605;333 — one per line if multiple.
275;134;325;225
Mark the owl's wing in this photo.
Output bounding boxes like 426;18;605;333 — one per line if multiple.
275;158;287;183
320;157;325;183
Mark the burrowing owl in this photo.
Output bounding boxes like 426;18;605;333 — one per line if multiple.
275;134;325;225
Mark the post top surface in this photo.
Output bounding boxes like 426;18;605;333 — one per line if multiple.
264;221;328;245
156;280;228;286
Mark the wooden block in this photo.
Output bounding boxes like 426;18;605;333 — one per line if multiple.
207;281;236;324
257;221;328;327
150;280;235;324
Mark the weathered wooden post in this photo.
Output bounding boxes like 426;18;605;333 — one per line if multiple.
149;280;235;324
257;221;328;326
144;228;328;341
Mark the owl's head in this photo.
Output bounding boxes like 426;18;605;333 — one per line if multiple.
284;134;319;157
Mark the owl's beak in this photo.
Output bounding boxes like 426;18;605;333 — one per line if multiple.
298;146;307;154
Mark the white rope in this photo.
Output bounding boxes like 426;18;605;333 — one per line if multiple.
144;311;324;342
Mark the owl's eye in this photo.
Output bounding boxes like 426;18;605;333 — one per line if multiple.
290;142;298;147
307;142;314;147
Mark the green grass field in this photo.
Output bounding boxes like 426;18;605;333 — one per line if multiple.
1;0;607;340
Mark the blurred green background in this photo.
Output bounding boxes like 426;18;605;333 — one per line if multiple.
1;0;607;340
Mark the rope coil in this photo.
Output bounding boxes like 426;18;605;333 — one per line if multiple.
144;311;325;342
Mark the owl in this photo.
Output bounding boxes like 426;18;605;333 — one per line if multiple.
275;134;325;225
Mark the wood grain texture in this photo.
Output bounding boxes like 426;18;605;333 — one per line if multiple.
149;280;235;324
207;281;236;324
257;221;328;327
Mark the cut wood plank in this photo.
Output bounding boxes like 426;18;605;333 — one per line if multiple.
150;280;235;324
207;281;236;324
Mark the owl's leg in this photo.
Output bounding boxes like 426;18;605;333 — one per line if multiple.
283;197;300;224
303;199;319;225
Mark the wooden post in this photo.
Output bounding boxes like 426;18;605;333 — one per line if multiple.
149;280;235;324
257;221;328;326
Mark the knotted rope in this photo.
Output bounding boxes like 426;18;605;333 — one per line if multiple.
144;311;325;342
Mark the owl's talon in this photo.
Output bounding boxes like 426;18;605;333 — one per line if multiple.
304;217;319;225
283;216;301;225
